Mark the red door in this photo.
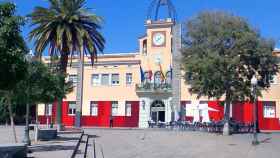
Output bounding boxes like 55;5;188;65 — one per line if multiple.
98;101;111;127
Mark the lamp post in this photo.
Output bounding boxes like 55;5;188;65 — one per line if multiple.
22;50;33;146
251;75;259;145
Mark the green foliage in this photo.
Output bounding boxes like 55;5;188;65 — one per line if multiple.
12;60;74;105
182;11;279;102
28;0;105;72
0;2;28;91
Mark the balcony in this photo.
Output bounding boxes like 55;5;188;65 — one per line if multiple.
135;82;172;94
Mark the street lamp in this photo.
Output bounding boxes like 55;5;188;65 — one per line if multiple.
22;50;33;146
251;75;259;145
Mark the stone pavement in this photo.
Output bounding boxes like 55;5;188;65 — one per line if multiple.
84;128;280;158
1;126;280;158
0;126;81;158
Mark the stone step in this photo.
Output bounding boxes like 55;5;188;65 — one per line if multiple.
75;134;89;158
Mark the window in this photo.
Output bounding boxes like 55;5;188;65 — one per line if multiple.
125;102;132;116
68;102;76;115
111;101;118;116
91;74;100;85
111;74;120;85
69;74;77;84
101;74;110;85
45;104;52;116
142;40;147;55
90;101;98;116
126;73;133;85
263;102;276;118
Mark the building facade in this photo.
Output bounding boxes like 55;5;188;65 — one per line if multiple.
38;0;280;131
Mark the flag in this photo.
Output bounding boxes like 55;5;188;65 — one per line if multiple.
140;66;145;82
159;64;166;81
170;65;173;79
148;70;153;80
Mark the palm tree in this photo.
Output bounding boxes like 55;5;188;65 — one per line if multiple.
29;0;105;129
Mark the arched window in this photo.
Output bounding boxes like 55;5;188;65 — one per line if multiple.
154;71;161;85
166;71;172;84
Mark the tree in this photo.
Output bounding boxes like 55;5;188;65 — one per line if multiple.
13;61;73;107
181;11;279;135
28;0;105;128
0;2;28;142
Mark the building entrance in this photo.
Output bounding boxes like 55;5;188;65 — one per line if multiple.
151;100;165;123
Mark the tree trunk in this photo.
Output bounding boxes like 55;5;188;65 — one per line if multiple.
75;46;84;128
56;54;68;131
7;95;18;143
56;98;62;131
223;92;231;136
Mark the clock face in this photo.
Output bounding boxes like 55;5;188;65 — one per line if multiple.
152;32;165;46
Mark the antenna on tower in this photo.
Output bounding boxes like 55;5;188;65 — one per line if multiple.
147;0;177;22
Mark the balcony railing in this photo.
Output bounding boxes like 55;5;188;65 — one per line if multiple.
135;82;172;93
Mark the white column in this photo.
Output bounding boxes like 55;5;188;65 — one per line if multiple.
139;98;151;128
165;98;172;123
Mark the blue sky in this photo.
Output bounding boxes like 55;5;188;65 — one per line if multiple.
8;0;280;54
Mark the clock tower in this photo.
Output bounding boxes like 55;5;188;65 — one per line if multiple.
137;0;178;128
139;0;176;75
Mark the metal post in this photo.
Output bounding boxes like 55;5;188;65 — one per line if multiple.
23;102;31;145
251;75;259;145
252;84;259;145
23;51;32;146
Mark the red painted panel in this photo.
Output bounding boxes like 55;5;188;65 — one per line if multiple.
232;102;253;124
98;101;111;127
38;116;47;124
112;101;139;127
61;101;75;126
81;116;99;126
208;101;224;121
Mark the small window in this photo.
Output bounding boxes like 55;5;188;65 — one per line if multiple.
126;73;133;85
45;104;52;116
142;39;147;55
263;102;276;118
90;101;98;116
68;102;76;115
125;102;132;116
111;74;120;85
101;74;110;85
91;74;100;85
111;101;118;116
154;71;161;85
69;74;77;84
271;75;278;84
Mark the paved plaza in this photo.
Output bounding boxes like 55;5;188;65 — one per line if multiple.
84;128;280;158
0;126;280;158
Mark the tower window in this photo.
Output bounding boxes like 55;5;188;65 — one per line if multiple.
142;39;147;55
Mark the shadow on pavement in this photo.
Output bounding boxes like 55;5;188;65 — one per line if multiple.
29;145;76;152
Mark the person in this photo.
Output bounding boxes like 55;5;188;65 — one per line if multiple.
109;115;113;128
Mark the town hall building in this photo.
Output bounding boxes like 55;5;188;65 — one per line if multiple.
38;0;280;131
